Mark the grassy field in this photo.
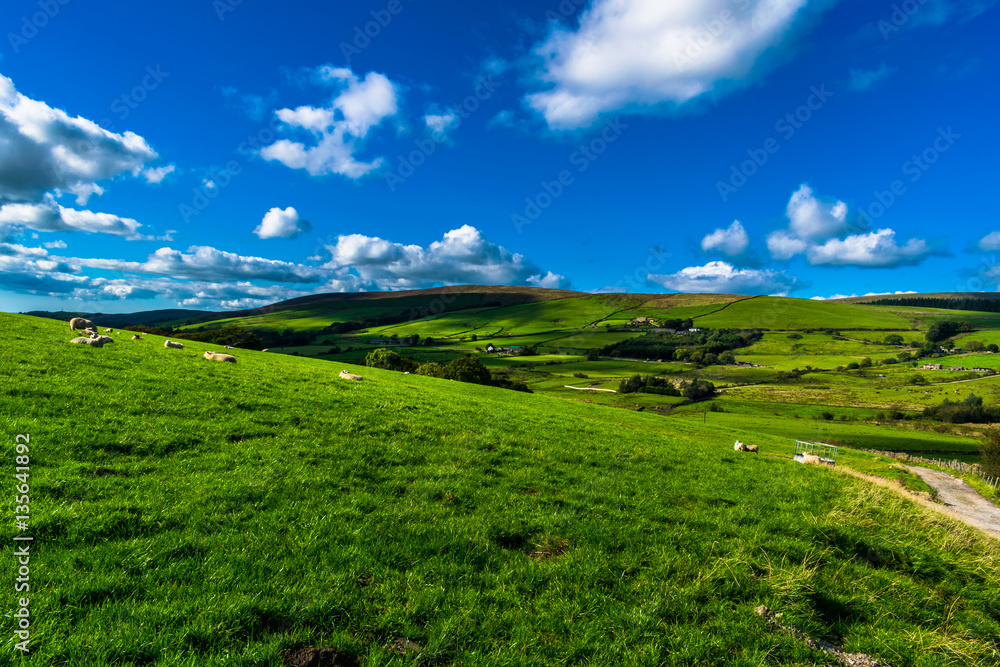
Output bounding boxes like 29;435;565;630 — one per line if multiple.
4;313;1000;666
692;297;915;330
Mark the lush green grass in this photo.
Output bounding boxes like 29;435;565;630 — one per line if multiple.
694;297;914;330
4;313;1000;666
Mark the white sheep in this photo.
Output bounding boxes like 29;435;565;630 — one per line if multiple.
90;335;114;345
131;334;143;340
339;370;363;381
224;345;233;349
70;337;104;348
164;340;184;349
70;317;95;331
204;351;236;363
104;328;114;333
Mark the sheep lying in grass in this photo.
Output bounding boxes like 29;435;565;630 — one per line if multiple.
204;351;236;363
802;454;822;465
91;334;114;345
131;334;143;340
339;370;363;381
733;441;758;453
104;328;114;333
83;328;97;336
70;337;104;348
164;340;184;349
70;317;95;331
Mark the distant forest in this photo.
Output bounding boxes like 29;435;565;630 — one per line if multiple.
867;297;1000;313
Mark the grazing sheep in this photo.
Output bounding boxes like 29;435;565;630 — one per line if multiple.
70;337;104;348
204;351;236;363
69;317;95;331
339;370;363;381
745;444;759;453
131;334;143;340
224;345;233;350
733;441;747;451
164;340;184;349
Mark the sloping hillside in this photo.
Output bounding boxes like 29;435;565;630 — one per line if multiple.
2;313;998;665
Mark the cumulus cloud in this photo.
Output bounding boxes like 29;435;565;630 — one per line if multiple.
261;66;399;178
322;225;569;289
811;290;917;300
649;261;799;295
0;196;166;241
806;229;938;268
766;183;941;268
254;206;311;240
42;239;66;249
77;245;323;283
785;184;850;241
977;231;1000;251
0;73;158;204
424;111;459;141
525;0;817;129
701;220;749;256
142;164;176;184
848;63;895;91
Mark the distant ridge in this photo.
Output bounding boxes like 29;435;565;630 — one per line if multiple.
833;292;1000;304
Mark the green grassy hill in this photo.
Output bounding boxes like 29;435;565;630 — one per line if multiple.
692;297;914;330
3;313;999;665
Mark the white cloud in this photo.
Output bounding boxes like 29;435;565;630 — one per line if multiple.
254;206;311;240
0;196;165;241
701;220;749;256
848;63;894;91
766;230;809;260
811;290;917;300
766;183;941;268
0;73;158;203
525;0;814;129
142;164;176;184
649;260;798;295
261;66;399;179
76;246;323;283
42;239;66;249
424;111;459;141
322;224;569;289
806;229;937;268
977;231;1000;251
785;184;849;241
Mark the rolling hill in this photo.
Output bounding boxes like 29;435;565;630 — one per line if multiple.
3;312;1000;665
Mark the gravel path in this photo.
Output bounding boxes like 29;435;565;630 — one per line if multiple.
905;466;1000;540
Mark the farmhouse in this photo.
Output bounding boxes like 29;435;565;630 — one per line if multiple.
485;343;497;353
950;366;966;371
631;317;656;326
922;363;943;370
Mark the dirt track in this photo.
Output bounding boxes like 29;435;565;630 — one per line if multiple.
905;466;1000;540
839;465;1000;541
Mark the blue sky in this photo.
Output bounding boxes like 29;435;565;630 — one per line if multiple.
0;0;997;313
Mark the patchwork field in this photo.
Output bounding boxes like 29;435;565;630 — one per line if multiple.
4;311;1000;666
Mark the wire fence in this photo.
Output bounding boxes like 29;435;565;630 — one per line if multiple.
858;448;1000;490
